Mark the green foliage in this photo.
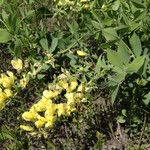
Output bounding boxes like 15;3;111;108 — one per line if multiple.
0;0;150;149
0;28;12;43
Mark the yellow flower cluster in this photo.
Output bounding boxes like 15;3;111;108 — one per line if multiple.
11;59;29;88
20;73;86;133
0;71;14;110
0;59;26;110
11;59;29;89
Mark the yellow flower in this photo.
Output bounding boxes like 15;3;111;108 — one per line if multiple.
54;83;62;91
35;120;45;128
65;92;75;105
58;80;69;90
43;90;52;99
29;104;37;111
77;83;84;92
34;102;46;112
20;125;34;131
40;96;52;103
43;90;59;99
58;73;67;80
45;121;54;128
75;93;84;103
0;102;5;110
45;103;56;117
36;115;46;122
35;115;47;128
22;111;37;121
67;80;78;92
4;89;13;98
52;91;60;97
11;59;23;70
57;103;67;116
0;91;7;102
34;98;52;112
45;115;56;122
0;71;15;88
66;105;76;115
45;116;56;128
77;50;87;56
20;75;28;88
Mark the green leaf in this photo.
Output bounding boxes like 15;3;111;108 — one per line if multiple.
37;74;45;79
14;38;22;57
129;33;142;57
95;55;102;73
112;0;120;11
111;85;119;104
143;98;150;105
5;14;20;34
117;116;126;123
26;10;35;19
134;11;147;22
13;15;20;34
143;92;150;105
40;64;50;72
29;0;35;4
122;12;129;25
0;28;12;43
107;50;124;68
2;10;8;21
126;56;145;73
118;40;130;64
103;28;118;41
122;109;127;117
131;0;146;9
91;20;102;30
67;53;77;67
40;38;49;51
129;22;140;31
50;38;58;53
113;72;126;83
67;20;79;35
0;0;4;5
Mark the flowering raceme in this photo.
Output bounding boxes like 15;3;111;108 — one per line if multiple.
0;88;13;110
0;58;26;111
67;80;78;92
0;71;15;88
20;73;87;135
0;71;15;111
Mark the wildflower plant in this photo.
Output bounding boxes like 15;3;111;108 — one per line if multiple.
0;59;30;110
20;71;88;137
0;0;150;149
